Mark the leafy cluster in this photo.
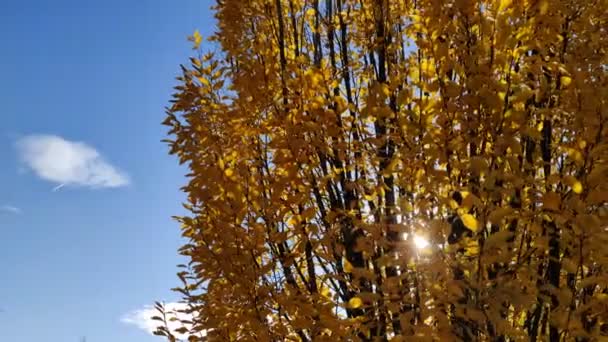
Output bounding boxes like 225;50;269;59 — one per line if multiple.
160;0;608;340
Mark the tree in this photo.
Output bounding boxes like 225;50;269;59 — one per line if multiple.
160;0;608;340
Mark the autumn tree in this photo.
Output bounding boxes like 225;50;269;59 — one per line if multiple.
159;0;608;340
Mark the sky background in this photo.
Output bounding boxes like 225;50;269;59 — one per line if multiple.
0;1;214;341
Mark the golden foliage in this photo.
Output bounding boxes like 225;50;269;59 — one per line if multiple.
160;0;608;340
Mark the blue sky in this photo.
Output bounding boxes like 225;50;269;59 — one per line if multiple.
0;1;214;341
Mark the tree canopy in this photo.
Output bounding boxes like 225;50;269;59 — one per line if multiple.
159;0;608;340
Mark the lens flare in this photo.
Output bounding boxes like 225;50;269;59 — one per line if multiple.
413;235;429;249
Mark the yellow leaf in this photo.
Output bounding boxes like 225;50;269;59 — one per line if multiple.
464;239;479;256
488;208;514;225
397;89;410;106
470;157;488;175
320;286;331;299
198;77;211;87
543;192;561;211
449;199;459;210
564;176;583;194
380;84;390;97
539;0;549;15
597;293;608;300
344;259;353;273
498;0;512;12
363;327;371;339
572;181;583;194
566;147;584;163
420;59;435;74
301;207;316;220
460;214;479;232
224;168;234;177
190;29;202;49
349;297;363;309
578;140;587;149
560;76;572;87
383;157;400;175
287;216;298;226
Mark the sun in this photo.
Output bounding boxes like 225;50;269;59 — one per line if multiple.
413;235;430;249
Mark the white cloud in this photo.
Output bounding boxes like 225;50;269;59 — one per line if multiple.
0;205;21;214
121;302;203;340
16;134;130;189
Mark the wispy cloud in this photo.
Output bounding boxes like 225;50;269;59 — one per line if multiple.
121;302;202;340
16;134;130;189
0;205;21;214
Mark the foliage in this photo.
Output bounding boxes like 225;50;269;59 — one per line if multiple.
160;0;608;340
